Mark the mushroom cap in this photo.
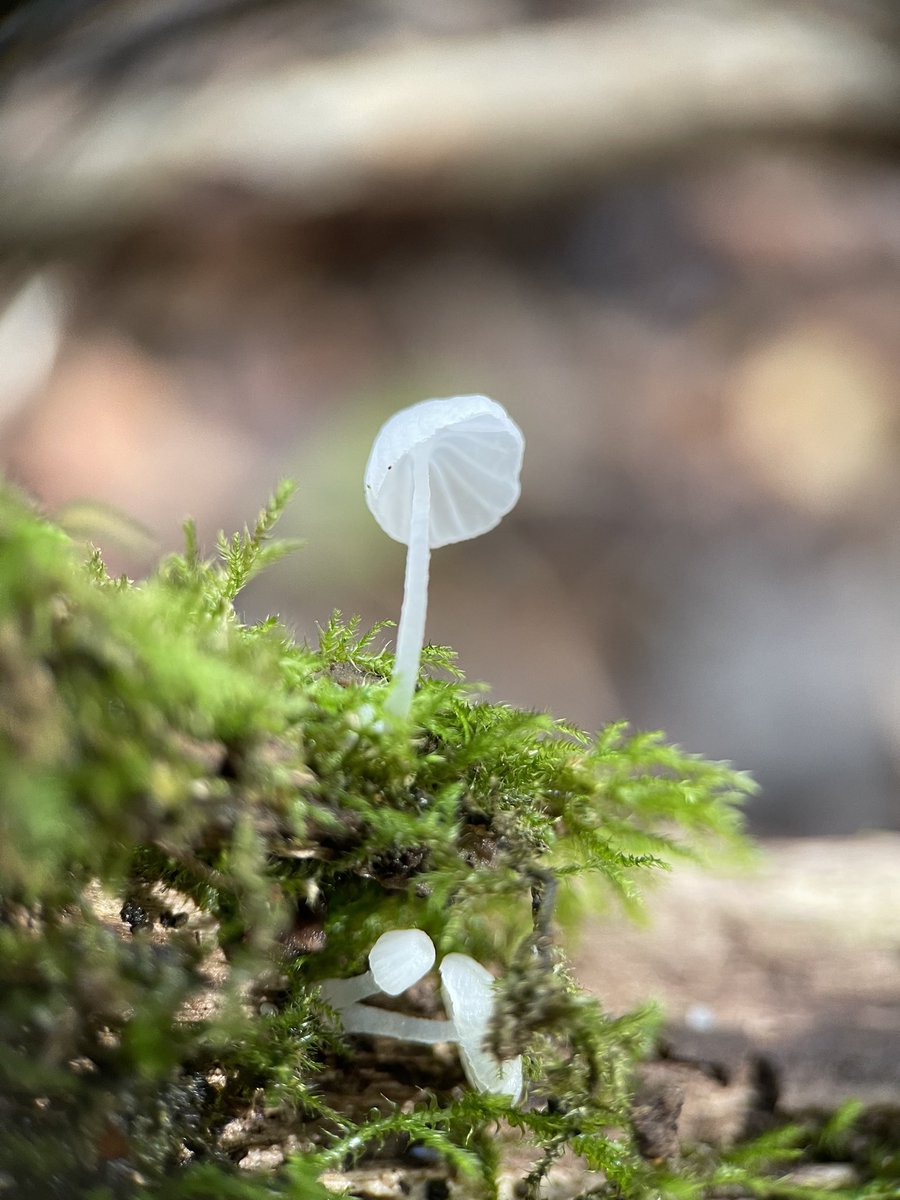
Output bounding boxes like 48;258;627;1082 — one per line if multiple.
364;395;524;549
368;928;436;996
439;952;523;1102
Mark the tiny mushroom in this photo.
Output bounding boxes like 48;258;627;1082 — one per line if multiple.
319;928;436;1010
439;952;523;1103
364;395;525;719
324;930;524;1103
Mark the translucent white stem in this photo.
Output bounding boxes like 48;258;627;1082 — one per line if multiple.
338;1002;456;1044
319;970;377;1009
386;450;431;719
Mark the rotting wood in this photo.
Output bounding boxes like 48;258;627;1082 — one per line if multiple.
575;834;900;1114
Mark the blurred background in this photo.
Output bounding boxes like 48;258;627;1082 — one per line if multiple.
1;0;899;836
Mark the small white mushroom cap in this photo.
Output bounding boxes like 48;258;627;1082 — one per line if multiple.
320;928;435;1009
364;395;524;549
369;928;436;995
439;952;523;1102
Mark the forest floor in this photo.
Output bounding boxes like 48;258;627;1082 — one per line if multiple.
575;834;900;1130
96;834;900;1194
314;835;900;1197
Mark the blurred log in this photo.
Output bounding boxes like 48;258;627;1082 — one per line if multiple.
575;835;900;1113
0;1;898;240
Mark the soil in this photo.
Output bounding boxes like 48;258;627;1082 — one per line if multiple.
95;834;900;1186
573;834;900;1116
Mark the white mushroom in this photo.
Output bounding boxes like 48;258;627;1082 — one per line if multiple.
328;939;523;1103
364;395;525;719
319;928;436;1009
439;953;523;1102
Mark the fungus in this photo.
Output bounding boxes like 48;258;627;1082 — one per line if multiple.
364;395;524;719
319;928;436;1009
324;931;524;1102
439;952;523;1103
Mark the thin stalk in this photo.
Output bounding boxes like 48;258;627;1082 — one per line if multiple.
339;1002;456;1044
318;972;376;1009
386;449;431;719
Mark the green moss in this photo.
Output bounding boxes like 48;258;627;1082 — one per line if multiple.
1;481;890;1199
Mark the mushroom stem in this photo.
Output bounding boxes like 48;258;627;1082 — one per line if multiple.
387;449;431;719
338;1002;456;1045
319;971;377;1009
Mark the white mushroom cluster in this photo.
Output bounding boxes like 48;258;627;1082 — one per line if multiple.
320;929;523;1103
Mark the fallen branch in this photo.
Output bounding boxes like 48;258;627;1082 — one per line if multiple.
0;1;898;238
